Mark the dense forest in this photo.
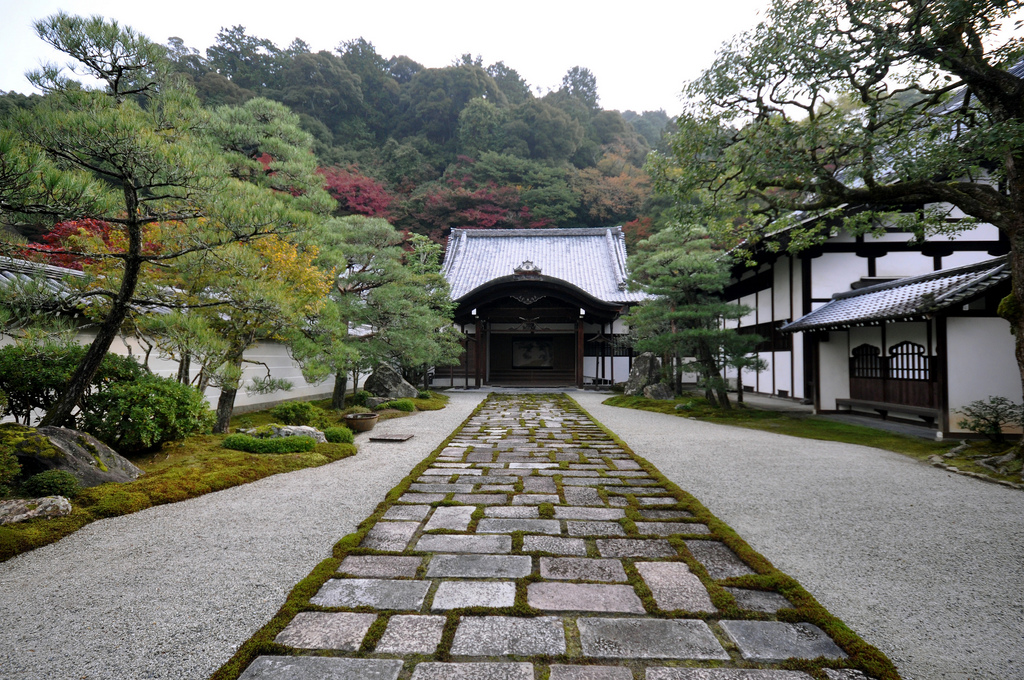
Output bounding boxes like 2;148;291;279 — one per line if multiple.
0;27;672;246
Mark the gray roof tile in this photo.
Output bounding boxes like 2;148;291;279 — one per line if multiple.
782;256;1009;332
441;227;646;304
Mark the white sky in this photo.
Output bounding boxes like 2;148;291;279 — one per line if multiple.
0;0;771;116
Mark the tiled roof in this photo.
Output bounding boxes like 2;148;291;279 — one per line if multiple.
0;256;84;299
441;227;647;304
782;256;1010;332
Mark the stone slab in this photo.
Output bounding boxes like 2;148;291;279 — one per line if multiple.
725;587;794;613
549;666;633;680
361;522;419;552
239;656;403;680
452;494;508;505
561;478;604;486
415;534;512;554
375;615;446;654
685;541;756;579
479;484;516;492
410;663;534;680
635;561;715;612
823;671;870;680
522;536;588;555
719;620;848;661
426;554;532;578
451;616;566;656
508;462;559;468
646;670;814;679
635;522;711;536
637;497;678;506
409;483;476;493
527;582;645;613
424;506;475;532
577;618;729;660
640;509;694;519
567;521;626;537
539;469;600;476
562;487;603;505
382;505;432;521
273;611;375;650
399;493;446;503
555;507;625;520
431;580;516;610
512;494;560;505
485;506;539;518
596;539;676;557
310;579;430;610
610;460;641;470
523;477;558;492
339;556;421;578
476;518;561;534
540;557;627;582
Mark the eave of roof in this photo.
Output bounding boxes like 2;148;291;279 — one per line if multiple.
781;255;1010;333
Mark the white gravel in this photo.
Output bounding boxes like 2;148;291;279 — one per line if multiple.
0;391;485;680
574;392;1024;680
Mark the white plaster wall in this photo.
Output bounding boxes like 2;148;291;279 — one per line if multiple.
864;230;916;243
773;351;793;396
926;220;1000;242
792;333;805;400
947;317;1022;434
874;252;933;278
751;352;772;393
739;294;756;326
818;331;851;410
885;322;930;354
811;253;866;299
756;287;772;322
849;326;883;355
942;251;1000;270
773;258;793;322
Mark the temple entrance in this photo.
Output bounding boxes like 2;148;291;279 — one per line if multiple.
488;333;576;386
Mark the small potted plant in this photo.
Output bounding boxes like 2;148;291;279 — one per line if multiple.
344;412;379;432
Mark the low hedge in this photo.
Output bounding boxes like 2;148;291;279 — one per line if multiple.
323;427;354;444
222;434;317;454
384;399;415;412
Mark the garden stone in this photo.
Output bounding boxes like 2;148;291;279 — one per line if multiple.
310;578;430;610
364;364;419;399
646;671;814;679
522;536;588;555
410;663;534;680
431;581;516;610
15;426;142;487
426;554;531;578
644;383;676;400
366;397;390;410
719;621;847;661
273;612;376;650
376;615;446;654
339;556;422;578
577;618;729;659
240;656;403;680
539;557;628;582
549;666;633;680
623;352;661;396
685;540;756;579
0;496;72;525
724;588;793;613
451;616;566;655
270;425;326;444
636;561;715;612
527;582;645;613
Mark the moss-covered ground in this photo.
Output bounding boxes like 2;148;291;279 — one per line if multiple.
0;391;449;563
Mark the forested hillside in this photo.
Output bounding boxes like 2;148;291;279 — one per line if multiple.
154;29;671;242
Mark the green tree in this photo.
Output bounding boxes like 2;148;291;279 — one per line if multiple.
626;223;760;408
0;14;329;428
651;0;1024;409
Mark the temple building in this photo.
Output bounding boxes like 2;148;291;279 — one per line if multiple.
438;227;645;388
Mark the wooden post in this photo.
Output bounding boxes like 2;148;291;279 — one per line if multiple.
576;317;585;388
475;321;483;388
936;316;949;436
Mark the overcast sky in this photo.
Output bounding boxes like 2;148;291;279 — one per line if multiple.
0;0;771;115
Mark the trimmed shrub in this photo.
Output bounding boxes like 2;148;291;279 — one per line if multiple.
80;375;215;454
222;434;317;454
957;396;1023;443
270;401;331;429
417;390;431;399
23;469;80;498
385;399;415;412
0;442;21;496
352;390;372;407
323;426;354;444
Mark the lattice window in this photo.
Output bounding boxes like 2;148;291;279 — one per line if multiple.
851;344;883;378
889;341;930;380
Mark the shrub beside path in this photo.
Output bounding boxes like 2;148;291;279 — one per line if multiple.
0;391;488;680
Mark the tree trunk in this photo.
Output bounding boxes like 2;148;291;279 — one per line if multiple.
40;196;143;427
214;386;238;434
736;367;744;404
1008;227;1024;458
177;353;191;384
332;371;348;409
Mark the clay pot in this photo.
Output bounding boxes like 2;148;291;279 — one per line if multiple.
344;412;379;432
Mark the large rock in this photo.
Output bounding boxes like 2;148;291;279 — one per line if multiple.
364;364;419;400
644;383;675;400
271;425;327;444
3;425;143;488
0;496;73;525
623;353;661;396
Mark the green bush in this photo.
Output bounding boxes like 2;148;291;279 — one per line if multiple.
0;442;21;496
957;396;1023;443
352;390;372;407
384;399;415;412
270;401;330;429
417;390;431;399
80;375;215;454
222;433;317;454
0;342;147;425
323;426;354;444
22;469;80;498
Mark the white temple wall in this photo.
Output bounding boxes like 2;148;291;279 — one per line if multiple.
947;317;1022;434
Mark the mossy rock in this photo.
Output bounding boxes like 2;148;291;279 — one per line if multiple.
1;424;143;488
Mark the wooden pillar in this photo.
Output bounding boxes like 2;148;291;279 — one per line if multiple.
475;321;483;388
576;317;585;388
936;316;950;436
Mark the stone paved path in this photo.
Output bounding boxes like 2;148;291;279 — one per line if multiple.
229;395;883;680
